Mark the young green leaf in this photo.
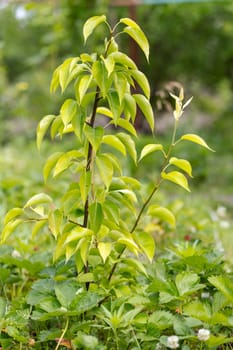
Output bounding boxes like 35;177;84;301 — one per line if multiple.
130;70;150;99
84;125;104;153
64;226;93;245
24;193;53;208
108;51;137;70
102;135;126;155
53;150;83;177
37;114;56;149
123;26;149;61
107;90;122;123
60;99;78;127
89;202;103;233
102;55;115;77
48;209;63;239
133;231;155;262
162;171;190;192
97;106;113;119
180;133;214;151
76;74;92;104
139;144;164;161
117;132;137;163
112;118;137;136
43;152;63;182
4;207;23;225
123;93;137;122
147;205;176;228
169;157;193;177
98;242;112;263
1;219;23;242
92;60;109;98
96;154;113;189
133;94;154;131
83;15;106;43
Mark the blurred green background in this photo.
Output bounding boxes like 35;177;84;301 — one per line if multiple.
0;0;232;257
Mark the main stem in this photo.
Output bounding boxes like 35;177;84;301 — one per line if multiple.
83;87;100;287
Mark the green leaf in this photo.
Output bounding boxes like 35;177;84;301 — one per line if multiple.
89;202;103;233
92;60;109;98
180;133;214;151
24;193;52;208
83;15;106;43
1;219;23;242
107;90;122;123
48;209;63;239
102;200;120;225
64;226;93;245
50;67;59;94
43;152;63;182
120;17;141;30
55;280;78;308
60;99;78;127
84;124;104;153
79;170;91;205
133;231;155;262
102;134;126;155
98;242;112;263
113;71;129;104
32;220;47;238
121;258;148;276
169;157;193;177
183;300;211;322
102;55;115;77
139;144;164;161
108;51;137;70
112;118;137;136
162;171;190;192
53;150;83;177
50;115;63;139
37;114;56;149
123;93;137;122
70;291;103;314
209;276;233;302
130;70;150;99
118;237;139;256
72;334;98;350
123;26;149;61
76;74;92;104
103;153;122;174
117;132;137;163
96;154;113;189
149;310;174;330
4;207;23;225
147;205;176;228
133;94;154;131
175;272;204;296
97;106;113;119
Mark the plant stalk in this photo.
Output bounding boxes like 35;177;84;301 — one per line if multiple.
108;118;179;282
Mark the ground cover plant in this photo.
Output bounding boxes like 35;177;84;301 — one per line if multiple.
1;15;233;350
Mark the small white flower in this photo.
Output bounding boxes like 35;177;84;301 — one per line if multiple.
216;206;226;218
167;335;179;349
197;328;210;341
12;249;21;258
220;220;230;229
